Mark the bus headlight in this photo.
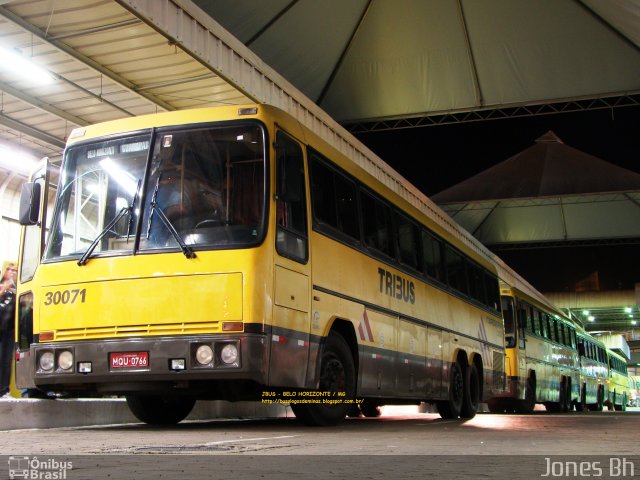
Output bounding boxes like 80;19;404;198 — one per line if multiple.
220;343;238;365
195;345;214;365
58;351;74;370
39;352;55;371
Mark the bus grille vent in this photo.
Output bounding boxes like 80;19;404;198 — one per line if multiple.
54;321;223;340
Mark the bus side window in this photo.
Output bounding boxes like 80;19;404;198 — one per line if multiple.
517;302;527;348
361;191;393;258
444;246;469;296
309;151;359;241
540;311;548;338
395;211;420;271
528;306;536;334
275;131;308;263
484;272;499;311
467;262;487;305
422;231;443;282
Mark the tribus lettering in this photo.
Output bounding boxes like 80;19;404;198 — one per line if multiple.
378;267;415;304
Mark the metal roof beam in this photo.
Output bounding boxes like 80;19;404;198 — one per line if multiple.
346;94;640;132
0;113;65;149
46;18;143;42
0;5;175;112
0;80;89;127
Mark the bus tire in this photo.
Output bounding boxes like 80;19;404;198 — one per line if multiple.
461;363;480;419
126;395;196;425
545;377;566;413
618;393;627;412
575;384;586;412
561;378;571;413
589;386;604;412
437;360;464;419
291;332;355;426
517;376;536;414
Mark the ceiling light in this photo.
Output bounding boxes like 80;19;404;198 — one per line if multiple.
588;316;595;322
625;307;633;314
582;310;590;316
0;45;54;85
0;143;40;175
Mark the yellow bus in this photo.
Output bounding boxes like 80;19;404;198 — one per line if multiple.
489;284;580;413
575;328;608;411
16;104;508;425
606;349;630;411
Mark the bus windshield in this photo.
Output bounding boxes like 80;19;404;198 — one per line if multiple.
45;124;266;261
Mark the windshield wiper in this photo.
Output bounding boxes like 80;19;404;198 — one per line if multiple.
77;207;132;266
150;201;196;259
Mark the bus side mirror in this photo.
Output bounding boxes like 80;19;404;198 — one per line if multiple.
19;182;42;226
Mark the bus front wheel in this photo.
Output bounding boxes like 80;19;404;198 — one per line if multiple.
291;332;355;426
126;395;196;425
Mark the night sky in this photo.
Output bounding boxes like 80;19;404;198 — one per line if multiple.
355;105;640;197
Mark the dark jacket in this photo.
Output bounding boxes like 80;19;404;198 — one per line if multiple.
0;290;16;333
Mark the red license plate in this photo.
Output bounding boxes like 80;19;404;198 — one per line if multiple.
110;351;149;369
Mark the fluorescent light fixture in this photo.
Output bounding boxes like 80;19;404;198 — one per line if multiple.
588;316;595;322
0;45;54;85
625;307;632;314
0;143;40;175
582;310;590;316
99;158;137;195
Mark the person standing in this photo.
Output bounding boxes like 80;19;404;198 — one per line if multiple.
0;262;17;397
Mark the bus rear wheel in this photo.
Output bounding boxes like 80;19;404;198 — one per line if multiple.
437;361;464;419
461;363;480;419
126;395;196;425
575;384;587;412
615;393;627;412
291;332;355;426
517;376;536;414
589;386;604;411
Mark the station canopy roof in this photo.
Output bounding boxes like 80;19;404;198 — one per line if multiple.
194;0;640;126
432;131;640;246
1;0;639;186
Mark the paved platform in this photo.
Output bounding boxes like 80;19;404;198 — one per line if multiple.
0;396;288;430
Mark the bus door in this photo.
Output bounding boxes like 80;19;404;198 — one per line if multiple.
501;296;519;380
15;159;51;389
269;130;311;388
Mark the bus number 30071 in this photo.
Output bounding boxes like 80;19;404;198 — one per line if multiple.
43;288;87;306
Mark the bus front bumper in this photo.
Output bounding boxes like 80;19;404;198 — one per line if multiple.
27;333;269;397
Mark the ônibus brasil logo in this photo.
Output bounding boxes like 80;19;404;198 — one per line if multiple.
8;456;73;479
